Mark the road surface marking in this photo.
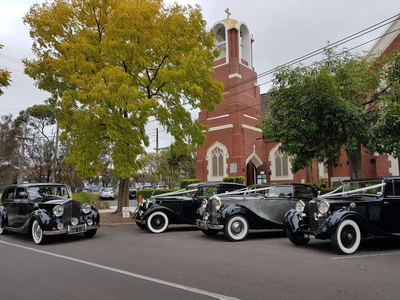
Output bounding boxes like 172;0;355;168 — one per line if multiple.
332;252;400;260
0;240;239;300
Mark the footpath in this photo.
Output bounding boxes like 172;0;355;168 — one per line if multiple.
99;206;137;227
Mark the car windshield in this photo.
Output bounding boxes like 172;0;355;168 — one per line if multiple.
102;188;112;192
342;179;384;196
28;185;70;201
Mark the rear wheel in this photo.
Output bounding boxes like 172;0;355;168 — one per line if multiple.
201;229;220;236
224;215;249;242
32;219;47;245
331;219;361;255
147;211;169;233
285;227;310;245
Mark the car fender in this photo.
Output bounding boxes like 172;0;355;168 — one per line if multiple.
283;209;303;232
323;209;382;237
84;206;100;224
219;204;255;226
29;209;54;231
142;205;183;223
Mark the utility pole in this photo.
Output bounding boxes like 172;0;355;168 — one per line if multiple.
51;122;59;183
156;127;159;154
17;122;27;184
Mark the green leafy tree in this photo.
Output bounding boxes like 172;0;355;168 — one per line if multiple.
259;49;390;179
0;44;11;96
15;105;58;183
0;115;20;189
369;49;400;157
23;0;223;212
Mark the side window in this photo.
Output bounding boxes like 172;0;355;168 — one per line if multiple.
3;188;16;201
16;188;28;200
275;186;293;197
294;186;314;198
386;180;400;196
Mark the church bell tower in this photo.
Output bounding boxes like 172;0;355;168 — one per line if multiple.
195;9;266;184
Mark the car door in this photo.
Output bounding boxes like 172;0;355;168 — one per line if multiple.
383;178;400;233
12;187;31;228
2;187;16;227
263;185;296;224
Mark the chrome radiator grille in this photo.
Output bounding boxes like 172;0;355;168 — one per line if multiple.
63;201;81;225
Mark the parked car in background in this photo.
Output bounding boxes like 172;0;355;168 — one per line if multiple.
132;182;245;233
0;183;100;244
284;177;400;255
99;187;115;200
197;183;321;241
129;188;136;199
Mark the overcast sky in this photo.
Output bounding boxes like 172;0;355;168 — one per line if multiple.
1;0;399;151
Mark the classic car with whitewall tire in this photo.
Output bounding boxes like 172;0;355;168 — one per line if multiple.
132;182;245;233
197;183;321;242
0;183;100;245
284;177;400;255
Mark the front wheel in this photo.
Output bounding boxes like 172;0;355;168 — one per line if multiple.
224;215;249;242
331;219;361;255
84;229;97;238
147;211;169;233
31;219;47;245
0;217;8;235
201;229;220;236
286;228;310;245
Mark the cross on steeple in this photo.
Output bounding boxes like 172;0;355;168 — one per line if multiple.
225;8;231;19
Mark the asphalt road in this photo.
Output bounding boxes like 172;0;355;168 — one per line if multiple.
1;226;400;300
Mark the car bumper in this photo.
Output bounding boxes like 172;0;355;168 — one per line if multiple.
43;224;99;236
197;219;224;230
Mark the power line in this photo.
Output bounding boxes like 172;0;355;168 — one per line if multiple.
222;14;400;92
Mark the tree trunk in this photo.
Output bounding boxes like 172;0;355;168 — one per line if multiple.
347;145;362;179
116;178;129;214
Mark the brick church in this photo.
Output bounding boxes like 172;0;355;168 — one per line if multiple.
195;12;400;187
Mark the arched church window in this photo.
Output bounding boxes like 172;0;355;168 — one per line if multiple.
274;151;289;177
270;144;293;181
211;147;224;177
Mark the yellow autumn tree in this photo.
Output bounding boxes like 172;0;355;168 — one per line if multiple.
0;44;11;96
23;0;223;212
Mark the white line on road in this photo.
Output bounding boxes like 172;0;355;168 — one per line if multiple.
0;240;239;300
332;252;400;260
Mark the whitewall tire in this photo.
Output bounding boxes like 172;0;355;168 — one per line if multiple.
32;219;47;245
147;211;169;234
331;219;361;255
224;215;249;242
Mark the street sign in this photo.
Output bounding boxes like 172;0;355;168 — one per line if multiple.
122;207;130;218
230;163;237;174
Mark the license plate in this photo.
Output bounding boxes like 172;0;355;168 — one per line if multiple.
304;234;315;239
68;224;86;234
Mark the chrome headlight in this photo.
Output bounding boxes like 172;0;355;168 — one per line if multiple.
318;200;330;214
203;212;209;221
82;203;91;214
201;199;208;209
215;200;221;211
53;205;64;217
295;200;305;212
71;217;79;226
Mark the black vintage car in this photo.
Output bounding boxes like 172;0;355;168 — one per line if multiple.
0;183;100;245
197;183;321;241
132;182;245;233
284;177;400;255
